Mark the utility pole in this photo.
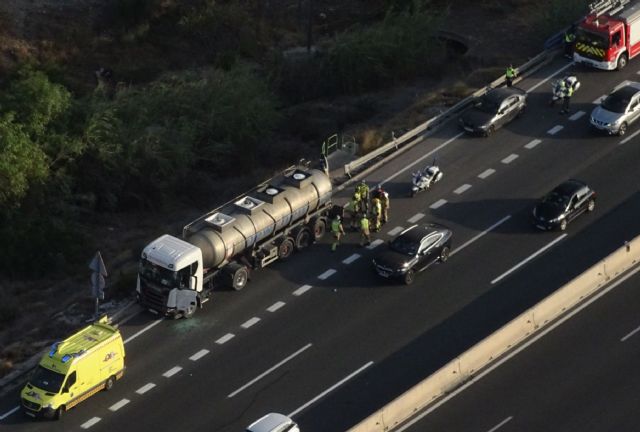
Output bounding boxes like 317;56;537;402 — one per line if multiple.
89;251;108;320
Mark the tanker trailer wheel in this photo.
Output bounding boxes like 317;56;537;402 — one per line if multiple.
278;237;295;259
224;263;249;291
294;227;313;250
310;218;326;240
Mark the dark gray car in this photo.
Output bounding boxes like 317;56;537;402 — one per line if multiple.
590;81;640;136
460;87;527;137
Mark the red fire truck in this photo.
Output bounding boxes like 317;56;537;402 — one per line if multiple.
574;0;640;70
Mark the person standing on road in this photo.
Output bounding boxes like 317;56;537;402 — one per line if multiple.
359;213;371;247
355;181;370;213
505;64;516;87
375;186;390;224
371;196;382;232
331;215;345;252
564;25;576;59
560;82;574;115
345;195;360;231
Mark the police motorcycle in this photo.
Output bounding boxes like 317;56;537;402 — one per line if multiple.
410;160;443;197
550;76;580;106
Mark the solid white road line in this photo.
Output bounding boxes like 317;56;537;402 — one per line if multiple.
0;406;19;420
189;349;210;361
478;168;496;179
81;417;101;429
525;62;574;93
162;366;182;378
227;343;313;398
388;226;404;236
487;416;514;432
241;317;261;329
318;269;337;280
524;139;542;149
395;264;640;432
380;133;464;186
293;284;312;296
287;361;374;417
267;301;286;312
569;110;586;121
136;383;156;394
109;399;130;412
619;128;640;145
408;213;426;223
343;253;361;264
451;215;511;257
547;125;564;135
593;95;606;104
491;234;567;284
430;199;447;209
216;333;235;344
621;324;640;342
124;318;164;344
501;154;519;164
366;239;384;249
453;184;472;195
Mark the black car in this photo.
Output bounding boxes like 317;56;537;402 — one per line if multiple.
532;179;596;231
372;223;453;285
459;87;527;136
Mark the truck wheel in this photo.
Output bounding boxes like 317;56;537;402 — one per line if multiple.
294;227;313;250
617;54;628;70
278;237;294;259
105;375;115;391
310;218;326;240
230;266;249;291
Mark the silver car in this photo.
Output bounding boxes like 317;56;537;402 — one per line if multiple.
590;81;640;136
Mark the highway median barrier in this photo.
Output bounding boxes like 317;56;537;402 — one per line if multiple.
347;236;640;432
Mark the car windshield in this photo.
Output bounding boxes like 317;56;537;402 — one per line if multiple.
389;235;419;256
139;258;179;288
475;95;499;114
29;365;66;393
601;93;630;113
543;191;570;207
575;28;609;48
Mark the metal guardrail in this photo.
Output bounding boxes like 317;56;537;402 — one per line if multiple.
342;48;557;179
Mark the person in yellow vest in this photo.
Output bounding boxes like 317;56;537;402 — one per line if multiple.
345;195;360;230
371;197;382;232
355;181;370;213
375;186;390;224
560;82;574;115
505;64;516;87
359;213;371;246
331;215;345;252
564;25;576;59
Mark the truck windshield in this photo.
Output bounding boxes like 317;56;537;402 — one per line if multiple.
30;365;66;393
576;28;609;48
139;258;179;287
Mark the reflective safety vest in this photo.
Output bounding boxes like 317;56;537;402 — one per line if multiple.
565;32;575;43
565;85;574;97
360;217;370;230
331;219;342;233
372;198;382;214
506;67;516;78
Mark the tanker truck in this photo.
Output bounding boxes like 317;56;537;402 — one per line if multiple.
136;164;333;318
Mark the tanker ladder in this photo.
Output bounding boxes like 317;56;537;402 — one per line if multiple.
589;0;632;16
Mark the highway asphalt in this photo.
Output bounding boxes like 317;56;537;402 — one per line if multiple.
2;55;640;432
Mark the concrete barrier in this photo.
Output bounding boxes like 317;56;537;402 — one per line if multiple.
348;237;640;431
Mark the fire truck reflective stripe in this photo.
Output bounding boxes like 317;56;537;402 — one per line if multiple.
575;42;605;58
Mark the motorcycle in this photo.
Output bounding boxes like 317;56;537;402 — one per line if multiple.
410;163;443;197
550;76;580;106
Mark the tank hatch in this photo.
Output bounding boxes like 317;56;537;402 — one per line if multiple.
256;185;286;204
284;169;313;188
233;196;265;215
205;212;236;232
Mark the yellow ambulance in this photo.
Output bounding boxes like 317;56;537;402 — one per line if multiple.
21;316;125;419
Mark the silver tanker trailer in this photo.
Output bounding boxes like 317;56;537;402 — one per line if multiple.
136;164;333;318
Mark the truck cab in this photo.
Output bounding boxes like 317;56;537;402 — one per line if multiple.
137;234;203;318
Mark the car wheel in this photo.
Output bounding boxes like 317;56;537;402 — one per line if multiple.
485;125;495;137
618;122;627;136
403;270;415;285
617;54;628;71
559;219;567;231
105;375;115;391
439;246;450;263
587;199;595;212
517;104;526;117
54;406;65;420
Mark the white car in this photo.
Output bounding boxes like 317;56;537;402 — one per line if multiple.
246;413;300;432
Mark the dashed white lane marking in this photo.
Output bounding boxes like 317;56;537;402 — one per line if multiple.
478;168;495;179
293;284;312;296
593;95;606;104
0;406;19;420
318;269;337;280
407;213;425;223
228;343;313;398
81;417;101;429
637;70;640;74
162;366;182;378
453;184;472;195
216;333;235;344
569;110;586;121
620;128;640;145
430;199;447;209
388;226;404;236
189;349;210;361
109;399;130;412
621;324;640;342
547;125;564;135
241;317;261;328
501;154;519;164
491;234;567;284
124;318;164;344
136;383;156;394
366;239;384;249
487;416;514;432
451;215;511;257
343;253;361;264
287;361;374;418
267;301;285;312
524;139;542;149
